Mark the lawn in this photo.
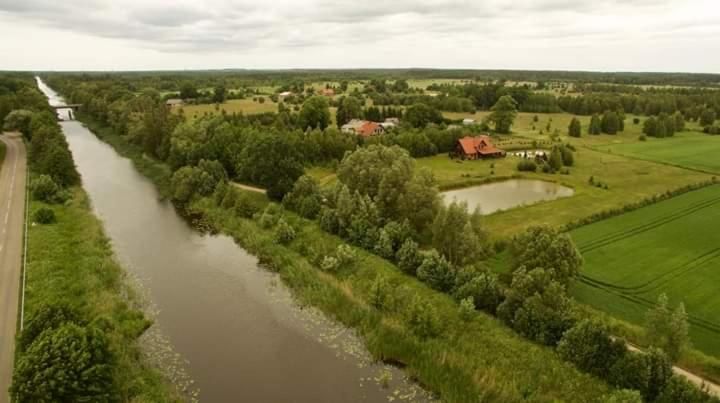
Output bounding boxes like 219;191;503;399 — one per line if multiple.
416;146;712;238
595;132;720;174
570;184;720;357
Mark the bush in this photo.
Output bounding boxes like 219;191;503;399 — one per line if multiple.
406;297;441;339
11;324;117;402
557;319;627;378
633;118;640;125
656;376;715;403
31;174;62;203
417;250;456;293
601;389;643;403
453;271;503;314
33;207;56;224
396;239;423;275
274;219;296;244
639;135;647;141
17;303;83;352
335;244;357;268
320;256;340;272
516;160;537;172
458;297;475;321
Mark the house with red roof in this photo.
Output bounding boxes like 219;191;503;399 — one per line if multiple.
456;135;505;159
341;119;385;138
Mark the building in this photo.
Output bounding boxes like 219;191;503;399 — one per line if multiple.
278;91;293;101
341;119;385;137
462;118;476;126
319;88;335;97
456;135;505;159
166;98;184;108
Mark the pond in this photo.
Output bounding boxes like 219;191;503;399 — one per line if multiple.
442;179;574;215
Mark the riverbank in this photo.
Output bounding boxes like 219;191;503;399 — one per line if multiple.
23;187;180;401
74;115;615;401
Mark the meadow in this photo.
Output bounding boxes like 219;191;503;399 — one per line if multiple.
415;144;712;237
180;98;279;119
570;184;720;357
596;132;720;174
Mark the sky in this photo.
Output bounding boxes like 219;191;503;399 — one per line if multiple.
0;0;719;72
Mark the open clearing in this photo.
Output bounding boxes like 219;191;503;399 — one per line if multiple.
570;184;720;357
596;133;720;174
180;98;279;118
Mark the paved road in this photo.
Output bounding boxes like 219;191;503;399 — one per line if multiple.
0;132;26;403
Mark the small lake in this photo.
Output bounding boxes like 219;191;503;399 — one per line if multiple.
442;179;574;215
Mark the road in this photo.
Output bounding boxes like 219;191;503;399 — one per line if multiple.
0;132;26;403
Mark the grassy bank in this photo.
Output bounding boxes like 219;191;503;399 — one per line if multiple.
74;118;614;402
24;188;180;401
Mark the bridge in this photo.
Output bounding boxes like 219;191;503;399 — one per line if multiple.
51;104;82;110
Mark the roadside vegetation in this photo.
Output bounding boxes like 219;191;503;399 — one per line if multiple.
0;74;178;402
46;70;720;402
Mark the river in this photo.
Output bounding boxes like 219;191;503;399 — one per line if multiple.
36;78;427;402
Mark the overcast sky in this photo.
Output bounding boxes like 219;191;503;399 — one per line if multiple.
1;0;718;72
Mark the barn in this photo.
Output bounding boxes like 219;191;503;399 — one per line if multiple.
456;135;506;159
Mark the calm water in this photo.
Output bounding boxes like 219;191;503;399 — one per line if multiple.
442;179;574;215
37;78;427;402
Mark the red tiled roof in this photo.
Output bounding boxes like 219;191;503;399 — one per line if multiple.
358;121;382;137
458;135;503;155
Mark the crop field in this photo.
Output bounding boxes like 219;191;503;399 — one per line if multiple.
570;184;720;356
596;133;720;174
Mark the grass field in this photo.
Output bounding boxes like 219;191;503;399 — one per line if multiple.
596;132;720;174
570;184;720;357
180;98;279;119
415;146;711;237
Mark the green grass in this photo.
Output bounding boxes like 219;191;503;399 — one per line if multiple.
416;147;711;238
570;184;720;358
180;98;279;119
24;189;179;402
596;132;720;174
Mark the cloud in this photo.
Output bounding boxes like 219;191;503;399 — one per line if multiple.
0;0;718;71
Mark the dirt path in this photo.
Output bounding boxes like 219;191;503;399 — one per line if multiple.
0;133;27;402
231;181;267;194
626;343;720;397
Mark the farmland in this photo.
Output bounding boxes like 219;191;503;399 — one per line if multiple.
180;98;279;118
597;132;720;174
570;184;720;356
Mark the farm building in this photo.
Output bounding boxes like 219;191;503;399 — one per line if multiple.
319;88;335;97
456;135;506;159
341;119;385;137
462;118;476;125
166;98;184;107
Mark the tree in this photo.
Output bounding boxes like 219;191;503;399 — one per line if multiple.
601;111;620;134
548;147;563;171
212;85;226;103
646;293;689;362
557;319;627;378
417;250;456;293
179;83;199;99
236;132;305;200
274;219;296;244
643;116;658;137
396;239;423;275
674;111;685;132
406;297;441;339
282;175;323;219
589;113;602;135
299;96;331;130
12;324;117;402
3;109;33;137
335;96;363;127
432;201;485;266
391;79;410;93
453;270;503;314
568;117;582;137
509;226;583;287
699;108;716;126
560;145;574;166
404;103;443;128
487;95;518;134
656;376;713;403
31;174;63;203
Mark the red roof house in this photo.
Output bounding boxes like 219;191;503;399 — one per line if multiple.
357;121;385;138
456;135;505;159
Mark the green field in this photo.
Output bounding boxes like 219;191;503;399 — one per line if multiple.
180;98;279;119
570;184;720;357
414;147;711;237
597;133;720;174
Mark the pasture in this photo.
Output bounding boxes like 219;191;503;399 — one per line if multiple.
570;184;720;357
596;132;720;174
180;98;279;119
415;147;711;237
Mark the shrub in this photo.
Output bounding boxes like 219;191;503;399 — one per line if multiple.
396;239;423;275
31;174;62;203
11;324;117;401
633;118;640;125
458;297;475;321
406;297;441;339
417;250;456;293
556;319;627;378
274;219;296;244
33;207;56;224
517;160;537;172
17;303;83;352
369;275;391;310
656;376;714;403
639;135;647;141
335;244;357;268
320;256;340;272
453;271;503;314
